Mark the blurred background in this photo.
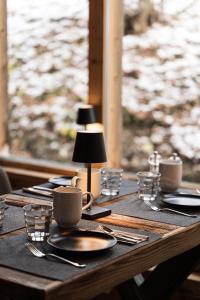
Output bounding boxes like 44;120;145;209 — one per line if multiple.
7;0;200;182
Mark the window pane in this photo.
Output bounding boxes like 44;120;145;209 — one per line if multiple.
7;0;88;162
122;0;200;182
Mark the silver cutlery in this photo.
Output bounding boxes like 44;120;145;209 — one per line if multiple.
25;243;86;268
97;225;133;244
32;186;54;192
100;225;149;241
97;225;140;244
77;228;135;245
164;192;200;198
23;187;53;197
144;201;198;218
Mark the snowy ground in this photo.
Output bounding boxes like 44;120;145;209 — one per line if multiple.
7;0;88;161
7;0;200;180
122;0;200;178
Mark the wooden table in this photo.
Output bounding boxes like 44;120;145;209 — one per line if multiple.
1;192;200;300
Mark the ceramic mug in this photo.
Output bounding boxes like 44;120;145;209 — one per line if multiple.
159;160;182;192
71;168;101;199
53;186;93;227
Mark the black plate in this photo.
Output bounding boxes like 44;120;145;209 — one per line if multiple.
47;230;117;252
163;196;200;207
48;176;72;186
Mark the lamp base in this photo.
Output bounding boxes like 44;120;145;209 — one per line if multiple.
82;206;112;220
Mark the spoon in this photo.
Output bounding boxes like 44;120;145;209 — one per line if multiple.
144;201;197;218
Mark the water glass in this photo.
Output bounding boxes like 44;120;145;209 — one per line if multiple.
23;204;53;241
101;168;123;196
137;171;161;201
0;201;5;228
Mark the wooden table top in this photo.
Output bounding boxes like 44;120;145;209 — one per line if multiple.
1;191;200;300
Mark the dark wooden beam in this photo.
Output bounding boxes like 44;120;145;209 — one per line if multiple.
0;0;8;149
88;0;104;122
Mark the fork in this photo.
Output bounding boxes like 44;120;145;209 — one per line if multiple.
25;243;86;268
144;201;198;218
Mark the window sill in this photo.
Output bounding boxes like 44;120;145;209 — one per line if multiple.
0;155;77;176
0;155;77;189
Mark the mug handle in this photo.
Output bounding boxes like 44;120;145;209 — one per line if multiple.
82;192;94;211
71;176;80;187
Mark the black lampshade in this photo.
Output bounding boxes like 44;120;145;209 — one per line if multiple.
72;131;107;163
76;106;96;125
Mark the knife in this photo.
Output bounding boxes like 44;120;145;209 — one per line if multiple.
110;229;149;241
99;225;148;242
116;237;137;245
22;187;53;198
32;186;54;192
163;192;200;198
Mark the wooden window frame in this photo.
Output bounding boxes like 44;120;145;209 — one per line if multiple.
103;0;123;167
0;0;8;150
0;0;123;182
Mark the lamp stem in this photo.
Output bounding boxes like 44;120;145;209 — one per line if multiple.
87;163;91;205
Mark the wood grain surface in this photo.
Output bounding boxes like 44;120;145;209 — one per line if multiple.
1;189;200;300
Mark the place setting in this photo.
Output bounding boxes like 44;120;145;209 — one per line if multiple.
0;183;160;282
1;132;199;289
106;152;200;227
11;170;138;204
0;130;160;280
0;131;160;281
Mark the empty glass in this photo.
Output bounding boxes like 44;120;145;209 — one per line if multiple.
0;201;5;228
101;168;123;196
137;171;161;201
23;204;53;241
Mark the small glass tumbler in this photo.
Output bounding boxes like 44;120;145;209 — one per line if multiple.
137;171;161;201
0;201;5;228
101;168;123;196
23;204;53;241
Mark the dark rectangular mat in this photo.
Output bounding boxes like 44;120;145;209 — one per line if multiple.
0;206;25;235
11;180;138;203
0;220;160;281
11;182;54;201
106;194;200;227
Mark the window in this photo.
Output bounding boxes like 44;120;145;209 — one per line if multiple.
7;0;89;162
1;0;122;172
122;0;200;182
2;0;198;183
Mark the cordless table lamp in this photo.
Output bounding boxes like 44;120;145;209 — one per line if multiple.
76;105;96;130
72;131;111;219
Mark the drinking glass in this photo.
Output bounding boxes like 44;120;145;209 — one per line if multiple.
23;204;53;241
101;168;123;196
137;171;161;201
0;201;5;228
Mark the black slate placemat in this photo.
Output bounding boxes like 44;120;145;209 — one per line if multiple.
11;182;54;201
0;219;160;281
106;194;200;227
0;206;25;235
12;180;138;204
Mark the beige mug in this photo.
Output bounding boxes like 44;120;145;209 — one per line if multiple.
53;186;93;228
71;168;101;199
159;160;182;192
